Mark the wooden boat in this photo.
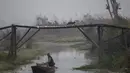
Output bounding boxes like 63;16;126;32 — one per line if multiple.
31;63;56;73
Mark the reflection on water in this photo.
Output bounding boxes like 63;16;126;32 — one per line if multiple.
15;42;93;73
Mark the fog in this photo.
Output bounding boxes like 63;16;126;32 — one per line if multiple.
0;0;129;25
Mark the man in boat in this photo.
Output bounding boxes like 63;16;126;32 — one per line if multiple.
47;53;55;68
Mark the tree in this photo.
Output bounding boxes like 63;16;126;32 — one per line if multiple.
36;15;48;26
106;0;128;26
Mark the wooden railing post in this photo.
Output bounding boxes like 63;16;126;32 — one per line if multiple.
97;26;103;64
122;29;130;73
128;49;130;73
10;24;17;59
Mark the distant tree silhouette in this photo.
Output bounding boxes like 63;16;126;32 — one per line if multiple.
67;21;75;25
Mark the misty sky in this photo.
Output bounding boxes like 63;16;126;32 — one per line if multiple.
0;0;129;25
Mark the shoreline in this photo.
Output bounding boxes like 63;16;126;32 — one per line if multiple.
0;47;45;73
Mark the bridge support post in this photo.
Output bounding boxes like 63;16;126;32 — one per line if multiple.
122;29;130;73
97;26;103;65
9;24;17;59
128;50;130;73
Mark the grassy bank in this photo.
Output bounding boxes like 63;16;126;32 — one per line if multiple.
49;36;85;43
73;64;98;71
0;47;45;72
73;53;127;72
71;41;127;72
70;42;91;50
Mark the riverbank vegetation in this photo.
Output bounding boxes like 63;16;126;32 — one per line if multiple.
48;36;85;43
72;25;129;72
71;0;130;72
0;45;45;72
73;53;126;72
73;28;129;72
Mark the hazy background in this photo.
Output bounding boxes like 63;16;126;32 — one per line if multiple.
0;0;129;25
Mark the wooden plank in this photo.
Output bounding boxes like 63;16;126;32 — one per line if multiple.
14;24;130;29
0;32;11;41
0;26;11;30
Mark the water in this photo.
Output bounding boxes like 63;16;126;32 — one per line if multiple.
15;42;93;73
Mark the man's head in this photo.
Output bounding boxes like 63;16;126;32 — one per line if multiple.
47;53;50;56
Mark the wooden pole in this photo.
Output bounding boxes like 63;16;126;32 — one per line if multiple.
0;32;11;42
122;29;130;73
97;26;103;64
128;49;130;73
10;24;17;59
77;27;99;48
17;29;40;51
16;28;31;45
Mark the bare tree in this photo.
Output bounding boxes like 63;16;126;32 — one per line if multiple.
106;0;128;26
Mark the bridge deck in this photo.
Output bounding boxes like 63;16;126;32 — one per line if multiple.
0;24;130;30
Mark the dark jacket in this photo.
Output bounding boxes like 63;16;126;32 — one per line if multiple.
48;55;55;67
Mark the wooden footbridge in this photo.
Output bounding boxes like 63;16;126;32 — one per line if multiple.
0;23;130;72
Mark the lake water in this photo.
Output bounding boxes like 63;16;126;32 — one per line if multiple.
15;42;94;73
